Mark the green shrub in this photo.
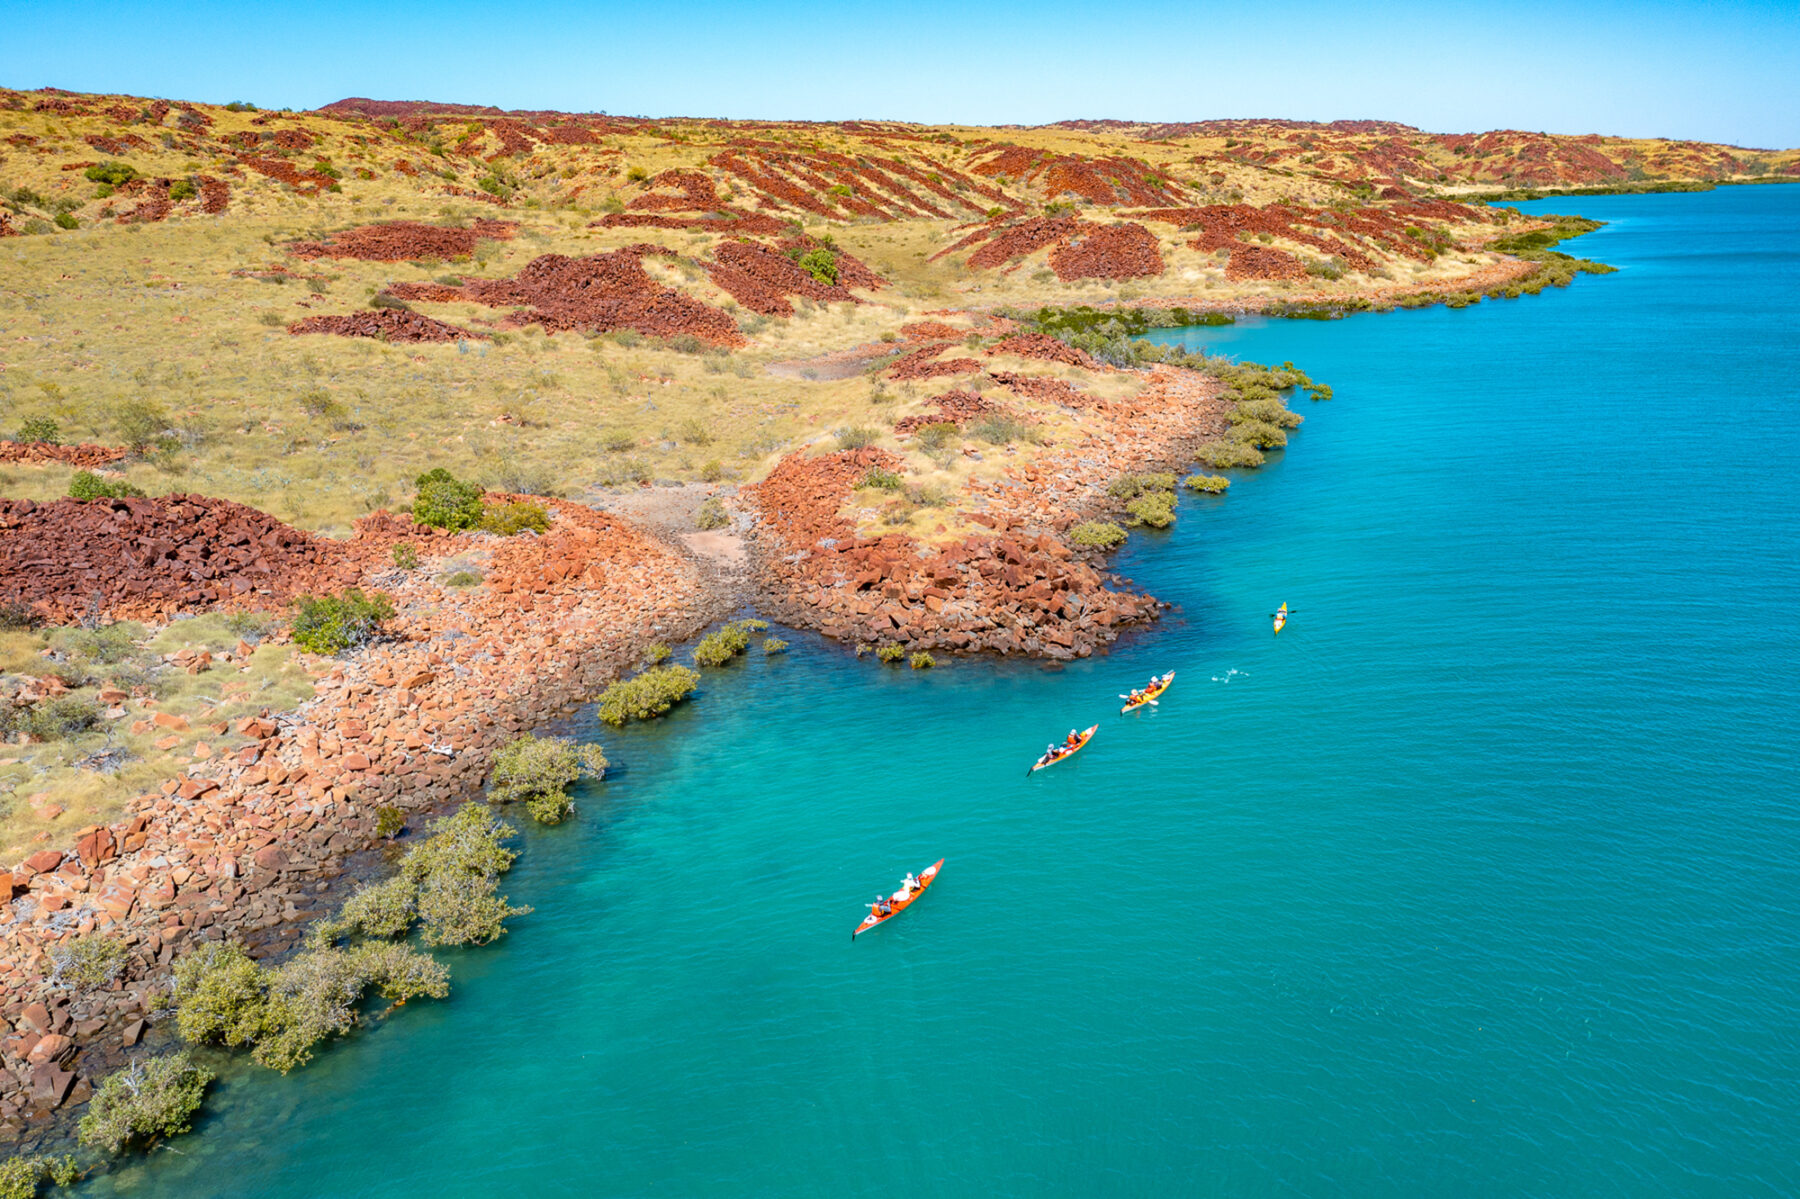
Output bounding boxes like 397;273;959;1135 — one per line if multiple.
1069;520;1127;550
412;467;485;531
860;466;903;490
487;733;607;825
402;804;530;947
835;425;879;450
374;804;406;838
306;875;416;947
693;620;761;667
53;212;78;230
68;470;145;500
799;248;839;285
695;496;729;530
1227;419;1288;449
47;934;127;993
169;178;198;202
1193;439;1265;469
84;161;139;187
1182;473;1230;494
15;417;59;444
913;421;959;452
19;695;101;740
677;416;713;446
1106;472;1176;500
252;941;448;1071
602;430;636;453
440;569;482;588
596;664;700;725
114;399;172;451
1125;491;1176;528
876;644;905;663
173;942;272;1050
224;100;257;112
1229;398;1303;429
78;1053;213;1154
909;652;935;670
762;637;788;654
391;543;419;570
290;589;395;654
478;501;551;536
644;642;671;664
0;1154;77;1198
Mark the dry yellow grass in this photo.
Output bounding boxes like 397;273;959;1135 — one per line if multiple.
0;615;314;856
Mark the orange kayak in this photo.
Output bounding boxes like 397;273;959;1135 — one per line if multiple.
853;859;943;938
1030;724;1098;773
1120;671;1175;714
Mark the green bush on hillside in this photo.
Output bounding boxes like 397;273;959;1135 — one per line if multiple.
47;934;127;993
68;470;145;501
413;468;485;531
596;664;700;725
290;589;394;655
695;496;729;530
84;161;139;187
478;500;551;536
15;417;59;444
799;248;839;285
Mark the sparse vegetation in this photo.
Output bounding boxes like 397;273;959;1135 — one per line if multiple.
46;934;128;993
910;652;935;670
1182;473;1230;494
876;644;905;663
478;500;551;536
692;618;766;666
14;417;60;444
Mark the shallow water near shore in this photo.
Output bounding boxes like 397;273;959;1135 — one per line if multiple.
94;186;1799;1197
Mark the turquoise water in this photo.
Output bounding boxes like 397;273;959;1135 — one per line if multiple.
100;186;1798;1197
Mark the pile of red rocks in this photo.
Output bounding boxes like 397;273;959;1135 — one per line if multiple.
288;309;480;344
289;219;517;261
706;237;884;317
887;343;982;381
429;250;747;345
1226;245;1308;281
0;441;126;467
966;216;1081;270
894;388;1010;435
987;371;1094;409
987;333;1100;368
969;145;1194;207
0;495;356;623
747;448;1155;658
1049;223;1164;280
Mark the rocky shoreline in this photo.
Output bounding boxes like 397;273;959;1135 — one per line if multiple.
0;498;723;1145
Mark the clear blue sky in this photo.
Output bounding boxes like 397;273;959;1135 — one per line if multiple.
5;0;1797;148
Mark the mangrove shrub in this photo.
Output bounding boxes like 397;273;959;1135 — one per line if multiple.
486;733;607;825
597;665;700;725
78;1053;213;1154
1069;521;1127;550
1126;491;1177;528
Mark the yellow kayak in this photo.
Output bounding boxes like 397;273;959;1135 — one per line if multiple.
1273;603;1288;635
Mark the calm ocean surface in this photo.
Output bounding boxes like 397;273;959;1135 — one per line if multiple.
99;186;1799;1197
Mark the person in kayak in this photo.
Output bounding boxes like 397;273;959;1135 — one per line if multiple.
1045;743;1061;761
1066;729;1081;746
872;895;892;917
901;872;920;893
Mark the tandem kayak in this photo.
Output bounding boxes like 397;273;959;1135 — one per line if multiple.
1273;603;1288;635
1030;724;1098;772
853;858;944;938
1120;671;1176;714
